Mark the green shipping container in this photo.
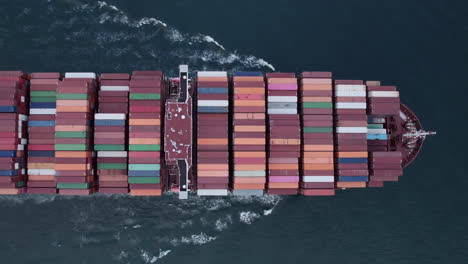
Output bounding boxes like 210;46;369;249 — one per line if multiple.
129;144;160;151
368;124;384;129
56;93;88;100
97;163;127;170
302;102;333;109
30;91;56;97
55;144;87;151
94;144;125;151
30;96;56;102
129;93;161;100
128;164;160;171
303;127;333;133
57;183;90;189
55;131;87;138
128;177;160;184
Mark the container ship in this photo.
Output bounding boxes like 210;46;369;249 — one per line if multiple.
0;66;435;198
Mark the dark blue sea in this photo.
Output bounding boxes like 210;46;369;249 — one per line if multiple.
0;0;466;263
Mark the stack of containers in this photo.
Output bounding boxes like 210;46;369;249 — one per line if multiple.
232;72;266;196
266;73;300;195
369;151;402;185
365;81;402;187
27;73;61;194
366;84;400;115
334;80;369;188
95;73;130;194
366;82;400;152
299;72;335;196
196;71;229;196
55;73;97;195
128;71;163;196
0;72;28;195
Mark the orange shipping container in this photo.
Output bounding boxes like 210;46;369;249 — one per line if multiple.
56;151;92;158
55;125;88;132
234;126;265;132
56;106;89;112
234;113;265;120
234;88;264;94
301;84;332;90
303;152;333;158
270;139;300;145
0;189;21;195
234;152;266;158
301;79;332;85
28;163;55;169
28;175;55;181
302;157;334;163
130;189;162;196
337;182;367;188
234;100;265;107
55;164;88;170
233;183;265;189
197;77;227;82
268;182;299;188
303;164;334;170
234;76;264;82
335;152;368;158
234;164;265;170
234;138;265;145
129;138;160;144
303;145;334;151
268;78;297;84
197;171;229;177
198;164;229;170
99;175;128;181
129;119;160;125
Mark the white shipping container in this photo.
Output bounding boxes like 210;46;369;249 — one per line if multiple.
17;144;24;151
303;176;335;182
197;71;227;77
28;169;56;175
65;72;96;79
268;109;297;114
335;102;367;109
368;91;400;97
268;96;297;102
30;109;56;115
335;91;366;97
197;189;229;196
232;189;264;196
234;170;266;177
367;129;387;134
334;84;366;91
198;100;229;107
100;86;129;91
97;151;128;157
19;114;28;121
95;113;126;120
336;127;368;133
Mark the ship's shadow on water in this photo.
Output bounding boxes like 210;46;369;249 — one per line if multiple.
0;194;281;263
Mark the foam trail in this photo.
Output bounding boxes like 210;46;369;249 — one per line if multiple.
91;0;275;71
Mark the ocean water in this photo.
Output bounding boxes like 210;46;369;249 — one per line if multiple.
0;0;466;263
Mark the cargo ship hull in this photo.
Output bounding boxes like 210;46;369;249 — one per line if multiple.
0;67;434;198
